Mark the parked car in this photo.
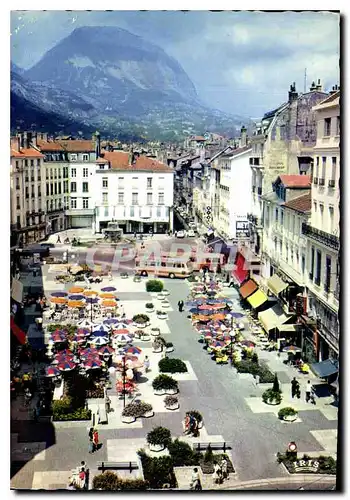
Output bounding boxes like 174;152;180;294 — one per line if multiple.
176;230;185;238
188;221;196;228
187;229;196;238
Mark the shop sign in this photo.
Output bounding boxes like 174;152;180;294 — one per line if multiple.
293;459;319;473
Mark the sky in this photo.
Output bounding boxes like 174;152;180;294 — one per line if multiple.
10;10;340;118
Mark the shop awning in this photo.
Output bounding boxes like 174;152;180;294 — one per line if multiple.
267;274;289;296
232;252;249;284
311;359;339;378
247;289;268;309
10;316;26;345
258;304;291;332
278;324;298;333
239;279;258;299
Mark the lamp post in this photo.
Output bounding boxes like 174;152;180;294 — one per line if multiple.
122;355;126;408
90;293;96;334
229;331;235;364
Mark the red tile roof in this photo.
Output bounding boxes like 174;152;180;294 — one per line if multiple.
11;148;44;158
283;193;311;213
37;139;95;152
191;136;205;141
99;151;172;173
279;175;311;188
36;140;65;152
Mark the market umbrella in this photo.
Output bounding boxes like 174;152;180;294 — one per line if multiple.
77;328;91;337
69;286;85;294
209;340;226;348
99;292;116;299
204;333;216;340
57;360;76;371
112;334;132;344
84;358;103;370
79;347;99;359
71;334;86;344
101;286;117;292
50;331;67;343
92;324;110;333
114;320;132;326
102;299;118;307
194;315;211;322
90;336;108;346
77;319;94;329
84;290;99;297
85;297;99;304
122;346;142;355
240;340;256;348
98;345;114;356
45;366;61;377
50;297;68;305
103;318;120;326
68;294;85;301
229;312;245;319
56;349;74;357
115;354;139;364
51;291;68;298
67;300;85;308
283;345;301;353
113;328;131;335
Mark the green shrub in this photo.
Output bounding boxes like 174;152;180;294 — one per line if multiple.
145;303;154;309
122;401;153;418
251;352;259;363
262;388;282;405
147;426;172;447
159;358;188;374
258;364;275;383
278;407;297;420
52;397;91;421
137;449;175;489
152;374;178;392
318;455;337;474
93;471;119;490
118;479;149;490
146;280;164;292
168;439;198;466
132;314;150;324
204;444;214;463
273;373;280;393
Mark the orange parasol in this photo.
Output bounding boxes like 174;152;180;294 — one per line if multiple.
212;313;225;321
69;286;85;294
67;300;85;308
99;292;116;299
193;315;211;322
50;297;67;305
84;290;99;296
102;299;117;307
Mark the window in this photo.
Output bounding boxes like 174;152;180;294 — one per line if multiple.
54;168;57;179
315;156;319;179
286;243;289;262
83;167;88;177
118;177;124;189
329;206;334;233
158;192;164;205
325;255;331;292
147;177;152;189
71;168;76;177
16;215;20;225
279;239;282;254
147;193;153;205
30;160;34;168
102;192;108;205
24;159;28;167
25;186;29;199
157;207;161;217
16;196;20;210
132;193;138;205
102;177;108;188
54;183;57;195
63;167;68;178
58;199;61;209
118;192;124;205
70;182;77;193
310;246;315;280
280;209;284;226
58;169;61;179
37;159;40;166
104;207;109;217
46;200;49;212
82;182;89;193
15;177;20;190
64;180;69;193
313;201;317;213
291;214;295;233
291;248;294;262
336;116;340;136
70;154;77;162
46;184;49;196
320;157;326;183
324;117;331;136
319;203;324;223
71;198;77;209
82;154;89;162
330;157;336;187
58;183;62;194
82;198;89;209
315;250;322;285
275;208;278;222
274;238;277;252
130;206;135;217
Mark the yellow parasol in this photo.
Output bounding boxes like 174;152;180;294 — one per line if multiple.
84;290;99;296
68;286;85;294
67;300;85;308
99;292;116;299
102;299;117;307
50;297;67;305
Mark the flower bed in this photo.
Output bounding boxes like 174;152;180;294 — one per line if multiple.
159;358;188;374
147;426;172;451
277;452;337;475
152;374;179;395
157;311;168;319
92;472;149;490
121;401;154;423
132;314;150;327
278;407;298;422
164;395;179;410
233;359;275;383
52;398;91;421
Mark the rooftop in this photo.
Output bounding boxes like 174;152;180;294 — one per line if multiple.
98;151;172;173
279;174;311;188
283;193;312;213
11;148;44;158
37;139;95;152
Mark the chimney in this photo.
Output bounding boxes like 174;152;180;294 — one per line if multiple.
31;133;37;147
315;79;322;91
239;125;247;148
20;132;26;149
288;82;298;102
26;132;32;148
94;131;101;158
10;135;21;152
128;148;134;166
310;81;316;91
329;84;339;96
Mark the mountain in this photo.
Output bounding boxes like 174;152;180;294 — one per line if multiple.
15;26;245;140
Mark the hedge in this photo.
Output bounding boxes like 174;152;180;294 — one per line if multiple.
158;358;188;374
146;280;164;292
92;472;149;490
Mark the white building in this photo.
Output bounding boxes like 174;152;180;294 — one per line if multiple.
302;90;340;361
93;150;174;234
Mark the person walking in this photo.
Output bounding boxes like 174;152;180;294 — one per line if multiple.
291;377;299;398
177;300;184;312
57;235;61;243
220;457;228;480
93;428;100;451
305;380;313;403
88;427;94;453
212;461;222;484
228;277;235;288
144;356;150;373
190;468;202;490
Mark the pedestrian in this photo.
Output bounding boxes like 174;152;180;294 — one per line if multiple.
305;380;312;403
190;467;202;490
255;374;260;386
291;377;299;398
212;461;222;484
134;231;137;239
105;394;111;413
178;300;184;312
144;356;150;373
220;457;228;480
216;262;222;275
93;428;100;451
228;277;235;288
57;235;61;243
88;427;94;453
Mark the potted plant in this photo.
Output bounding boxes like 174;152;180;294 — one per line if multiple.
152;374;179;395
161;299;170;309
152;339;163;353
278;407;298;422
133;275;142;283
145;302;155;312
262;373;282;406
121;272;129;279
140;331;151;342
157;292;165;300
121;403;137;424
133;314;150;328
151;327;161;337
165;342;174;353
187;410;204;429
164;395;179;410
140;402;154;418
122;401;154;422
146;426;172;452
157;310;168;320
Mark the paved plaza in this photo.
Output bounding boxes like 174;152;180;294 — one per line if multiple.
11;263;338;489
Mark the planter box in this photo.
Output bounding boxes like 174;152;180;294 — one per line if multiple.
152;346;163;353
133;277;142;283
149;443;165;452
157;314;168;320
134;322;150;329
162;302;170;309
121;415;136;424
162;290;170;297
165;403;179;411
141;335;151;342
266;399;281;406
283;414;298;422
151;330;160;337
165;346;174;353
157;293;164;300
142;410;154;418
165;388;178;395
121;275;129;279
154;389;165;396
146;307;154;313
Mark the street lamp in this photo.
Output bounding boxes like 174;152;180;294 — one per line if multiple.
122;355;127;408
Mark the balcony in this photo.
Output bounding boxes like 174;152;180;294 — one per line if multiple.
46;207;64;215
328;180;336;188
257;187;262;195
249;157;263;167
318;178;325;186
302;223;339;250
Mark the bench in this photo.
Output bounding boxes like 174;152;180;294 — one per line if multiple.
97;404;107;424
97;461;138;473
193;442;230;453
